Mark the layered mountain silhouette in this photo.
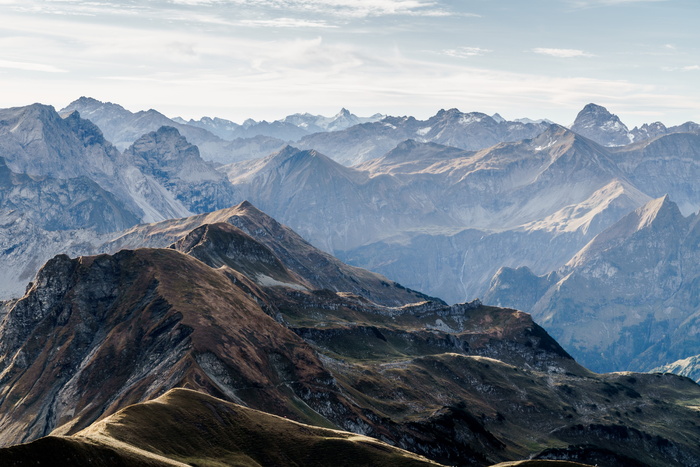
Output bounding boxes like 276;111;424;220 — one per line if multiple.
225;126;655;303
571;102;700;147
3;98;700;389
2;210;700;466
296;108;551;166
486;195;700;373
61;97;228;160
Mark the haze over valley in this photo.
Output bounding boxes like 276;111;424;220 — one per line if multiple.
2;0;700;465
0;94;699;465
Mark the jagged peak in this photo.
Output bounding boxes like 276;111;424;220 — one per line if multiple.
572;103;630;137
232;200;268;218
6;103;60;122
635;194;682;230
270;144;303;160
580;102;610;114
127;125;188;151
153;125;183;138
569;194;685;267
64;96;127;112
70;96;103;106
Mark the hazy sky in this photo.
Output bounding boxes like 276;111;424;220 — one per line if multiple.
0;0;698;126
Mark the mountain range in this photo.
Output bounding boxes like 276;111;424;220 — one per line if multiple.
2;95;700;455
571;103;700;148
485;195;700;373
3;101;700;364
2;202;699;466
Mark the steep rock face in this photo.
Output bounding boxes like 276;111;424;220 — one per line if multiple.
124;126;236;214
612;132;700;215
0;104;122;189
0;248;342;446
0;103;194;223
0;157;138;233
570;103;632;147
485;196;700;372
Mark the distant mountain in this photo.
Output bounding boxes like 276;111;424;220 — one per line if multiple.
217;133;288;162
61;97;220;149
282;107;386;133
224;127;651;303
653;355;700;383
123;126;236;214
296;108;552;166
610;132;700;215
179;108;384;145
2;211;700;466
0;103;245;300
485;195;700;373
61;97;237;163
570;103;632;147
570;103;700;147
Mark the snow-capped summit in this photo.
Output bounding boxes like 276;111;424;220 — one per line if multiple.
570;103;632;147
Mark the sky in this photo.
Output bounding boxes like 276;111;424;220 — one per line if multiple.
0;0;698;127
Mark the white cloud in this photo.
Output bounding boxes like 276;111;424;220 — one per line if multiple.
662;65;700;72
567;0;668;6
239;17;338;28
533;48;593;58
0;59;67;73
163;0;449;17
443;47;491;58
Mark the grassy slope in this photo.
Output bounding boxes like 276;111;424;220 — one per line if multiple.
275;292;700;465
0;388;444;467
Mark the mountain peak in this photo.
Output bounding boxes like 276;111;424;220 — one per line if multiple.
635;194;682;230
571;103;631;147
569;194;686;268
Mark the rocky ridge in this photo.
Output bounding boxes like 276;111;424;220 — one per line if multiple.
0;217;699;466
653;355;700;382
296;108;552;166
485;196;700;373
224;126;653;303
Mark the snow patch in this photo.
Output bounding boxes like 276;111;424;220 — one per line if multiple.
254;273;307;290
